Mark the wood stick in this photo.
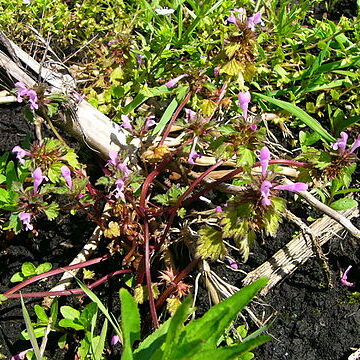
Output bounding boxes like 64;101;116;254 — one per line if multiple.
242;207;359;295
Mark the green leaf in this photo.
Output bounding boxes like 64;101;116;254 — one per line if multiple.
190;335;271;360
22;262;36;277
120;288;141;360
197;226;226;261
253;93;335;143
75;278;123;342
35;262;52;275
10;272;26;283
58;334;67;349
133;320;171;360
34;305;48;323
60;306;80;320
6;161;18;187
181;278;269;348
93;319;108;360
79;302;98;330
0;174;6;184
163;296;194;358
43;203;59;221
65;152;80;168
58;318;85;331
330;198;358;211
20;295;42;360
20;326;47;341
152;98;178;136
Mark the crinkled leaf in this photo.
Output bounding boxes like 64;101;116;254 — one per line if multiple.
22;262;36;277
197;226;226;261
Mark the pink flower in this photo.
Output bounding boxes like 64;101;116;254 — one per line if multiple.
121;115;132;130
12;146;32;164
108;39;118;46
226;8;246;24
15;82;38;111
332;132;348;154
247;12;264;31
332;132;360;155
250;124;258;131
19;212;33;231
114;178;125;200
111;335;120;346
258;146;308;206
32;167;46;194
274;183;308;192
61;165;72;189
260;180;272;206
165;74;188;88
107;150;131;177
144;115;156;131
215;205;223;212
225;256;238;269
185;108;196;122
188;149;201;165
259;146;271;178
341;265;355;287
349;134;360;154
238;91;251;121
214;67;220;77
136;54;145;65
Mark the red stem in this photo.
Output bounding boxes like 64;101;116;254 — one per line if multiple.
158;160;224;246
4;269;133;299
144;218;159;328
4;254;111;296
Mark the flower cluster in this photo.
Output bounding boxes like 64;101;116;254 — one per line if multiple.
15;82;39;111
107;150;131;200
227;8;264;31
332;132;360;156
258;147;308;206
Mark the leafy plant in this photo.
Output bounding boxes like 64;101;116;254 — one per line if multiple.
11;261;52;283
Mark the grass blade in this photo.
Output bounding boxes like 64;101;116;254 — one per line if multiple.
254;93;335;143
20;295;42;360
152;98;178;136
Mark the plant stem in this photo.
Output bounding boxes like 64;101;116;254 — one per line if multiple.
4;254;111;296
5;269;133;299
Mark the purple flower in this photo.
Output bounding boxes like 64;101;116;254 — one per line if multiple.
165;74;188;88
274;183;308;192
332;132;360;155
107;150;131;177
226;8;246;24
259;146;271;178
258;146;308;206
332;132;348;154
71;89;84;104
188;149;201;165
61;165;72;189
260;180;272;206
136;54;145;65
185;108;196;122
32;167;46;194
349;134;360;154
247;12;264;31
111;335;120;346
15;82;38;111
121;115;132;130
250;124;258;131
114;178;125;200
214;67;220;77
215;205;223;212
155;7;175;15
108;39;118;46
238;91;251;121
19;212;33;231
12;146;32;164
341;265;355;287
225;256;238;269
144;115;156;131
